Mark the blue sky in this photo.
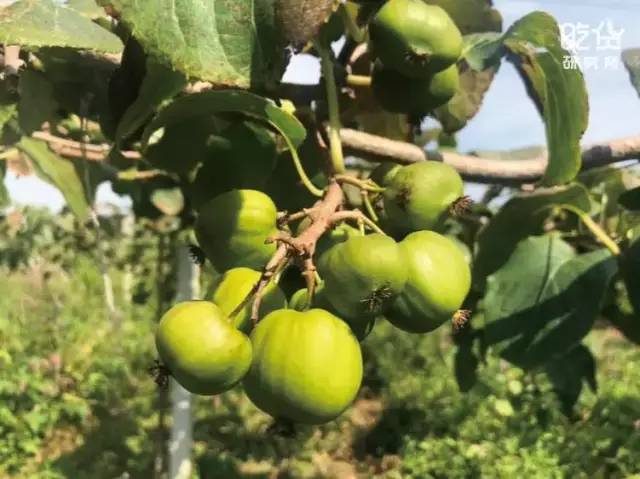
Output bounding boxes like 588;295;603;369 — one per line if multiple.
4;0;640;210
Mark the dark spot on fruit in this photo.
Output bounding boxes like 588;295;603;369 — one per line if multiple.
361;285;395;314
395;186;412;211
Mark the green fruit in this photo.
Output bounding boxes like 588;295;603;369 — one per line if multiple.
369;163;402;187
383;161;464;233
155;301;252;395
446;235;472;265
371;62;459;115
317;234;408;319
387;231;471;333
243;309;363;424
195;189;279;272
188;121;278;209
289;284;376;341
369;0;462;77
209;267;287;334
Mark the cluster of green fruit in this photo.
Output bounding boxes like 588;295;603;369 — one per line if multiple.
154;159;471;425
368;0;463;115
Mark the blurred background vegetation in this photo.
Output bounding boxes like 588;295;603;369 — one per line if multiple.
1;207;639;478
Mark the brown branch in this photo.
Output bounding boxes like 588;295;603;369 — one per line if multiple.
31;131;141;161
340;128;640;184
249;180;345;322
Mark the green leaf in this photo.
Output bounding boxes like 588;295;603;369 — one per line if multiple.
620;186;640;212
17;137;90;221
622;49;640;98
143;90;306;149
115;60;187;144
17;69;58;134
503;12;589;186
474;183;592;284
462;32;504;71
0;0;122;53
484;235;617;368
105;0;286;89
425;0;502;35
433;63;497;134
545;344;596;415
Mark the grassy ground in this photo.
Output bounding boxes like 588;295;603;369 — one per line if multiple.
1;254;639;478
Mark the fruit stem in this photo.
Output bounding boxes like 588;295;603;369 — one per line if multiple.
346;75;372;88
316;40;347;175
560;205;621;256
338;4;366;43
273;123;324;197
330;210;386;235
362;191;380;223
335;174;385;193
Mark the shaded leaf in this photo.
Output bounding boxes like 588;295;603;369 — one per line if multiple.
17;137;90;220
426;0;502;35
17;69;58;134
105;0;287;89
474;183;592;284
545;344;596;415
463;32;504;71
115;60;187;144
619;186;640;212
0;0;122;53
504;12;589;186
621;237;640;317
484;235;617;369
143;90;306;149
454;341;479;393
622;48;640;99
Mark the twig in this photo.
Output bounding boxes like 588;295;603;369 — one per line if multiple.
361;191;379;223
335;173;385;192
249;180;345;322
329;210;386;235
560;205;621;256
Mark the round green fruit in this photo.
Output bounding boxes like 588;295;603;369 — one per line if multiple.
243;309;363;424
369;0;463;77
209;267;287;334
371;62;459;115
369;163;401;187
387;231;471;333
155;301;252;395
195;189;279;272
383;161;464;233
317;234;407;318
289;284;376;341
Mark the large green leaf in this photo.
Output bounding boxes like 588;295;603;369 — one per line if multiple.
0;0;122;53
105;0;286;89
474;183;592;284
17;137;90;221
503;12;589;186
484;235;617;368
622;49;640;98
143;90;306;149
115;60;187;144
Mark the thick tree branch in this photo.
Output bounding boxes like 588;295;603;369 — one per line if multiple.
22;129;640;184
340;128;640;184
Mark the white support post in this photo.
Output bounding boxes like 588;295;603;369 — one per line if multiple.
169;245;200;479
